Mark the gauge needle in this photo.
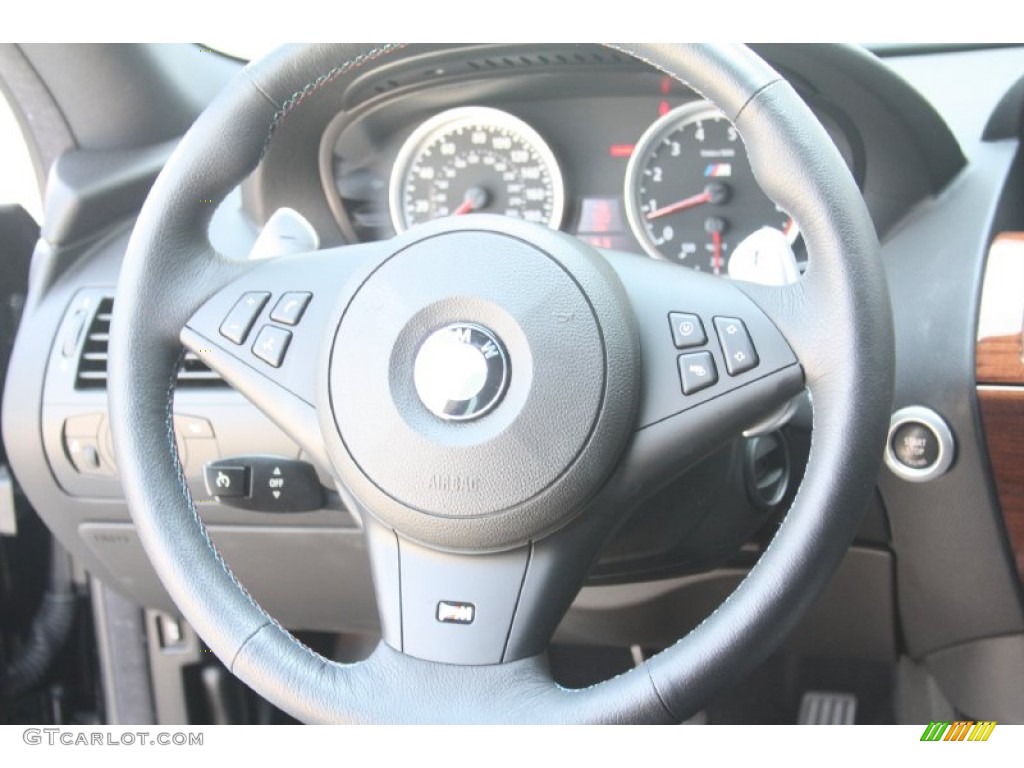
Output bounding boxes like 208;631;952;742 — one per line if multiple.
452;187;489;216
711;229;723;275
452;199;475;216
645;190;713;221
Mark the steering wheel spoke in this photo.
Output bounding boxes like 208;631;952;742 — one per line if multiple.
364;516;531;665
597;250;805;503
180;243;389;467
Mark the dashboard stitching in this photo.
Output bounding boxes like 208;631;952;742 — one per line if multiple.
261;43;407;157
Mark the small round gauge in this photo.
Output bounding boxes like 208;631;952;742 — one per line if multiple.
624;102;798;273
389;106;565;233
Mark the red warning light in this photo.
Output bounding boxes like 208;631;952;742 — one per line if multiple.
584;235;614;249
658;100;671;117
660;76;672;96
609;144;634;158
591;201;614;232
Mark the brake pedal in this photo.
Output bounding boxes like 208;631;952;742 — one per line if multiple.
798;691;857;724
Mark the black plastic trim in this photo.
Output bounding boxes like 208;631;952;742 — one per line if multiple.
42;141;175;246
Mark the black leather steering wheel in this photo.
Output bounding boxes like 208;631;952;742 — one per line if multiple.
108;43;893;723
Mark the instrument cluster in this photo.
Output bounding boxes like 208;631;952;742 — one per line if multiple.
329;76;856;274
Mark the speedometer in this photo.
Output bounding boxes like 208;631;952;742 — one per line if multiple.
624;102;797;273
389;106;564;233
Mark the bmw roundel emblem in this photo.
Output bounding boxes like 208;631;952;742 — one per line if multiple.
413;323;510;422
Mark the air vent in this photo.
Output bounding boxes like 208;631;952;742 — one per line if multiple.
463;49;629;71
74;298;227;389
360;46;641;99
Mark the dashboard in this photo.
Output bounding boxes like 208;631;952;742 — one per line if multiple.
239;45;942;266
321;59;864;275
3;43;1024;721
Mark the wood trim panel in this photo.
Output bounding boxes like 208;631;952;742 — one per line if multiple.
977;233;1024;582
977;335;1024;384
977;388;1024;582
976;233;1024;385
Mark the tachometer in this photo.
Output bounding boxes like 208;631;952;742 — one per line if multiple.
389;106;564;233
624;102;797;273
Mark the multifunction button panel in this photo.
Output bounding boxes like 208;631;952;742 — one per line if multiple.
183;259;341;418
219;291;312;369
669;312;761;396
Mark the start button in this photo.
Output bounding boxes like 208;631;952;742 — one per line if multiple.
891;423;940;469
884;406;955;483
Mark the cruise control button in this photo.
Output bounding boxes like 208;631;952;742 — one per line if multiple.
269;292;311;326
204;465;249;498
679;351;718;395
250;459;324;512
220;292;270;344
203;457;324;512
668;312;706;348
252;325;292;368
714;316;759;375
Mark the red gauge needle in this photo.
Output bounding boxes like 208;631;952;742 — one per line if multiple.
646;190;712;221
451;186;489;216
711;229;723;275
452;199;475;216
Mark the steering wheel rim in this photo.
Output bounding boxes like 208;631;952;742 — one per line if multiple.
108;43;893;723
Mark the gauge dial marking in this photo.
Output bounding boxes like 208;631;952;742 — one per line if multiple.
624;102;798;272
389;107;564;233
